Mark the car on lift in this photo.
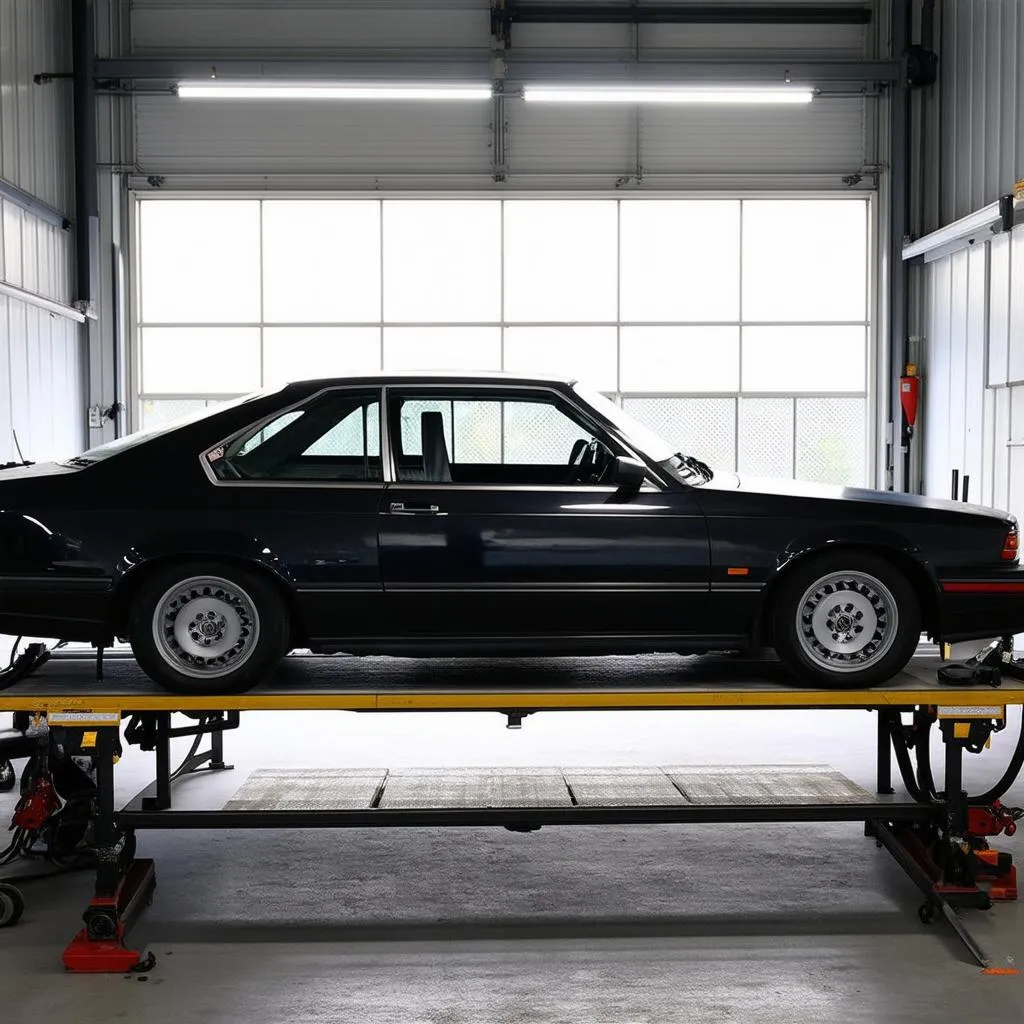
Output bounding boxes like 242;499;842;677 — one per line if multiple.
0;372;1021;695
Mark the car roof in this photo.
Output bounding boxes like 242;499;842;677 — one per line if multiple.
280;370;576;390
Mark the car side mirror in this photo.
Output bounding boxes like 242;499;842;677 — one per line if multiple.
610;456;646;499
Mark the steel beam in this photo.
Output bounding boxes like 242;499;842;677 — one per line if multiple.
888;0;910;493
72;0;98;315
0;178;70;231
502;3;872;25
94;57;901;86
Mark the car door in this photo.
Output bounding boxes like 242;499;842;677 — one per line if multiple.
204;386;387;641
378;385;710;641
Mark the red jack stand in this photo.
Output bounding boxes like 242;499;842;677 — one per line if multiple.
62;859;157;973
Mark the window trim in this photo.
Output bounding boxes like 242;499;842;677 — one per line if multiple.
199;380;671;491
383;382;666;491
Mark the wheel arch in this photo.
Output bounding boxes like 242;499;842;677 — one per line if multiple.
755;540;939;646
108;548;306;647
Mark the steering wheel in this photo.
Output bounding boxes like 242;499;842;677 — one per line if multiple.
565;439;597;484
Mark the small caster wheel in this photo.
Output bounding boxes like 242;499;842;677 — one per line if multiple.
0;760;15;793
0;883;25;928
918;901;935;925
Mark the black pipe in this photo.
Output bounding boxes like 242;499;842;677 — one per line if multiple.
505;4;872;25
71;0;97;310
889;0;912;492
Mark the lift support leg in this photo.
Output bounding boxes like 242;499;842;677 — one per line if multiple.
62;728;155;973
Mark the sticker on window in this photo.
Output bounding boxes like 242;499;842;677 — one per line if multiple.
206;446;225;463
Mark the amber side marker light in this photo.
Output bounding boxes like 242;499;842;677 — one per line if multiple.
1001;525;1019;561
727;567;750;576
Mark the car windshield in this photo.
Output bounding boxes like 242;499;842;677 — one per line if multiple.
572;384;713;485
59;390;272;466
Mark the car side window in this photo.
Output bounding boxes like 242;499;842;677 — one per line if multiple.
210;390;382;482
391;390;620;486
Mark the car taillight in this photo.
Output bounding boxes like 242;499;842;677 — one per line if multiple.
1002;524;1019;561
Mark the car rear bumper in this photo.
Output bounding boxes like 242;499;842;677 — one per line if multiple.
937;570;1024;642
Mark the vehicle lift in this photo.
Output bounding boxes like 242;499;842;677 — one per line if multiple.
0;642;1023;975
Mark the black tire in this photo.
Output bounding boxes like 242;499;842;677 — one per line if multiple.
0;883;25;928
128;561;290;695
771;551;921;688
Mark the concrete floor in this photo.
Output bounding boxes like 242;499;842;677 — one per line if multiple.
2;702;1023;1022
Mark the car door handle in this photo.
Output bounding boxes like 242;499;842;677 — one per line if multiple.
389;502;445;516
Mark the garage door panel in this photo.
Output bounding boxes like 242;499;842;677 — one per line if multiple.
136;97;493;175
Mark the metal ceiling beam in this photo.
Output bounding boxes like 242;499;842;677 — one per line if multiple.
499;3;873;25
94;57;900;85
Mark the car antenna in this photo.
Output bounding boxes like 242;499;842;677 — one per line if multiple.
12;429;25;462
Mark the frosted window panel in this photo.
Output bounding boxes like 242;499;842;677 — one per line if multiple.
742;326;866;393
383;327;501;372
263;328;381;388
795;397;866;486
140;201;260;323
140;399;208;431
141;327;261;394
383;200;501;322
504;402;593;464
502;327;618;392
623;397;736;471
620;201;740;321
262;201;381;322
738;398;794;478
504;201;617;321
742;200;868;322
620;327;739;392
306;402;380;457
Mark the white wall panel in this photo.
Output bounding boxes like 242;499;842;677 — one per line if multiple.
1011;228;1024;383
946;251;968;486
988;232;1010;387
963;244;987;497
994;385;1011;512
922;256;950;498
0;0;84;463
0;295;83;463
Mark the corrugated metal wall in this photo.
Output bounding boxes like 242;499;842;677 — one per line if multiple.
124;0;875;190
916;1;1024;524
0;0;85;463
921;225;1024;519
913;0;1024;234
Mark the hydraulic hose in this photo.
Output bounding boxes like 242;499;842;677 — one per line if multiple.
969;708;1024;806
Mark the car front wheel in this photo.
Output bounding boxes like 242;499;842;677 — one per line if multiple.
129;562;290;695
771;552;921;688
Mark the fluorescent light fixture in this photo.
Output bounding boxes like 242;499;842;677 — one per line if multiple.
177;81;492;101
523;86;814;105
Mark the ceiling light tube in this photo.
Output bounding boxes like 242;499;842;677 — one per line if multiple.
177;81;492;101
522;86;814;105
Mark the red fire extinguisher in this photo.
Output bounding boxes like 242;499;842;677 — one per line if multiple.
900;363;920;435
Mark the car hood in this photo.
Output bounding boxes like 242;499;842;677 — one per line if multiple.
705;472;1012;522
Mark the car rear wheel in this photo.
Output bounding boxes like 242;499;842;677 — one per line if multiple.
129;562;290;695
771;552;920;688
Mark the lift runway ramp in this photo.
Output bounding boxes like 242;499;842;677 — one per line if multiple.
0;651;1021;711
